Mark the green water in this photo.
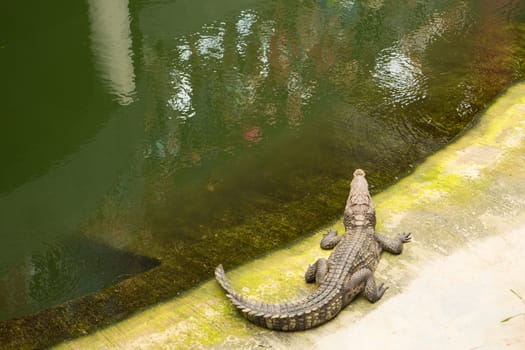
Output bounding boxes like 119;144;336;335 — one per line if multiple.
1;0;525;347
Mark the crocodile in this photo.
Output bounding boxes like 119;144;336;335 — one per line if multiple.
215;169;411;331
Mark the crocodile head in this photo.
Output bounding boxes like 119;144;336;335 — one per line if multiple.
344;169;376;228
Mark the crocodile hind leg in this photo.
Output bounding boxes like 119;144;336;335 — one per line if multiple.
343;268;388;305
320;229;342;249
304;258;329;283
374;232;412;254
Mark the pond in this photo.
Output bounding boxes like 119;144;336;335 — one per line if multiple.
1;0;525;347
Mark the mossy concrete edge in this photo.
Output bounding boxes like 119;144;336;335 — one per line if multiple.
56;82;525;349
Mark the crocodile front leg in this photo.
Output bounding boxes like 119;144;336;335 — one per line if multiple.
304;258;329;283
374;232;411;254
320;229;342;249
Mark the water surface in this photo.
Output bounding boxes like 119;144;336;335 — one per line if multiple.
1;0;525;347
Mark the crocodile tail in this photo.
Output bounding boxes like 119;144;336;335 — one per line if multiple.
214;265;342;331
214;264;256;309
215;264;236;295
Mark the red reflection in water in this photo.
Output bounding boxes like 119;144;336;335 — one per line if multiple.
243;126;262;144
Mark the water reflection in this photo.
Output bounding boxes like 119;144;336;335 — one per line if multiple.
374;48;425;106
129;0;525;272
167;41;195;120
133;0;525;243
132;1;525;282
258;20;274;77
0;239;159;321
28;243;80;306
196;23;226;60
236;10;257;56
373;3;469;108
87;0;136;105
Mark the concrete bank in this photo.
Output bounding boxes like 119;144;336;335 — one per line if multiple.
56;82;525;349
316;227;525;350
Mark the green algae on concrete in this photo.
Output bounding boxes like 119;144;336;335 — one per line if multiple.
55;82;525;349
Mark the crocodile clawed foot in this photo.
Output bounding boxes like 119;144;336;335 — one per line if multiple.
304;264;316;283
377;283;389;300
398;232;412;243
323;229;337;238
320;229;341;250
